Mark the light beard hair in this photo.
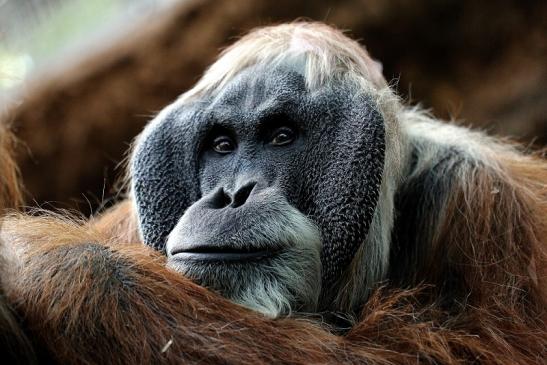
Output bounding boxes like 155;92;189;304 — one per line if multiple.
167;205;322;317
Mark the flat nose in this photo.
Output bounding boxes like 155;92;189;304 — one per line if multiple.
207;182;257;209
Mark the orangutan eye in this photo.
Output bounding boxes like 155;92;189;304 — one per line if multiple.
212;136;236;154
270;127;296;146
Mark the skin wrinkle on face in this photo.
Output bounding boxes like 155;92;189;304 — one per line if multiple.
131;63;386;316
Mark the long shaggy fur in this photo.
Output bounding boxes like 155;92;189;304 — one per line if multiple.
0;124;36;363
0;212;545;364
0;22;545;364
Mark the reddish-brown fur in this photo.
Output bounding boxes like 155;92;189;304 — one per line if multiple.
0;125;36;363
0;150;545;364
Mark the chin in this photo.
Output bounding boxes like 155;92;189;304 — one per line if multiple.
167;211;323;317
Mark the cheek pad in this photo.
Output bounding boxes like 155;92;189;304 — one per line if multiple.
297;89;385;289
131;112;200;251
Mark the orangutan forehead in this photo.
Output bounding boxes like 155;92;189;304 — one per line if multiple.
179;22;386;103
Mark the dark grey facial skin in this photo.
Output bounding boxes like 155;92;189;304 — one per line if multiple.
131;64;385;307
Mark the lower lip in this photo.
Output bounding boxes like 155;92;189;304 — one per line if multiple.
171;250;276;262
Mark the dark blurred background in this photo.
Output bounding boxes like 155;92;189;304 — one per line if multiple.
1;0;545;215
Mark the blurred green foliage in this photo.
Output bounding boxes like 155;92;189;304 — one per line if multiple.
0;0;165;90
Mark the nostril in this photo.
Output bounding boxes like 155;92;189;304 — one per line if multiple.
231;182;256;208
208;188;232;209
